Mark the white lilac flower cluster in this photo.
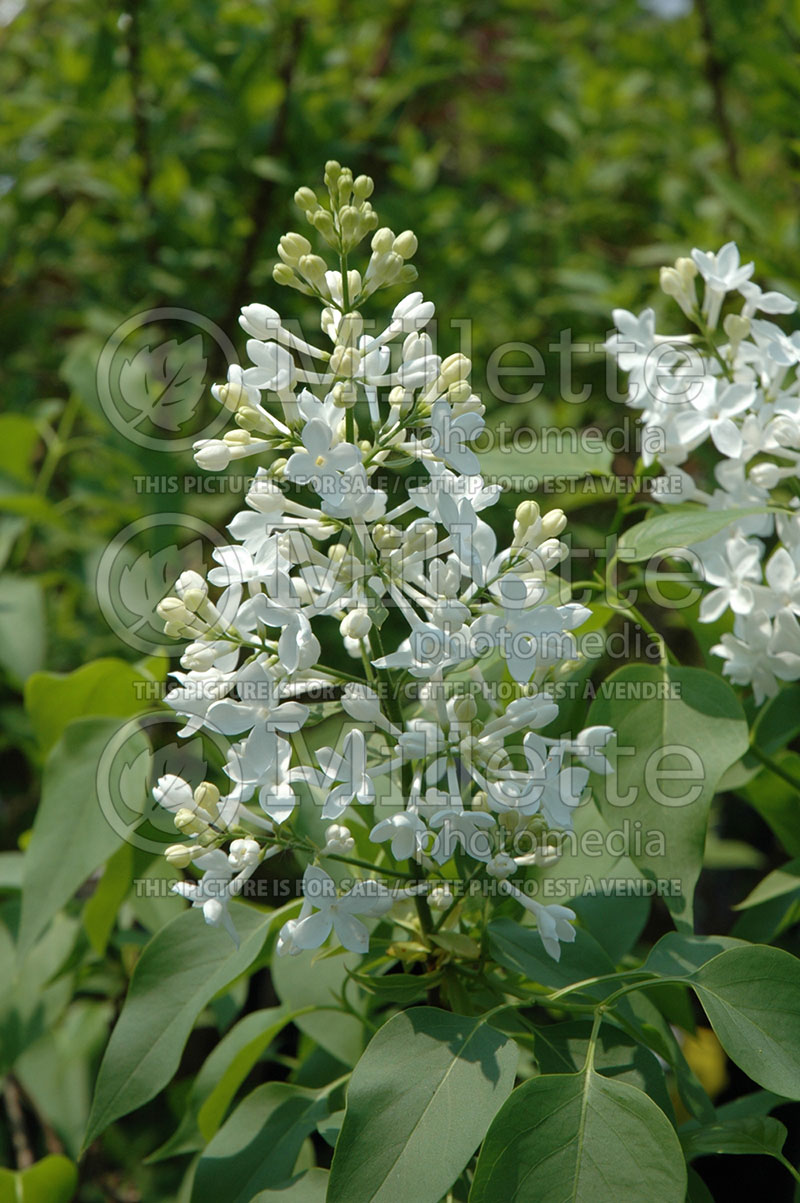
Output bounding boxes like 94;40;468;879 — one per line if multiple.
152;163;612;962
607;243;800;704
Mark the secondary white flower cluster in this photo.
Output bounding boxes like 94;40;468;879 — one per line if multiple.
608;243;800;703
153;163;611;962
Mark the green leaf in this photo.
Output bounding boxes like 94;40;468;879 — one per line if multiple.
19;717;150;954
82;843;135;956
689;945;800;1099
190;1083;328;1203
740;754;800;857
533;1021;674;1117
749;684;800;757
0;1156;78;1203
82;903;284;1150
570;890;650;963
0;574;45;682
480;435;613;485
0;414;40;485
587;665;749;928
469;1067;686;1202
487;917;615;991
250;1169;329;1201
25;658;154;754
644;932;748;978
680;1115;790;1164
733;859;800;911
271;937;366;1066
328;1007;518;1203
618;507;766;561
150;1006;305;1160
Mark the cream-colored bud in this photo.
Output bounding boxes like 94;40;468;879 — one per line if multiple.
330;346;360;377
393;230;418;259
340;609;372;639
331;381;357;408
723;313;750;343
298;254;327;288
268;457;287;479
218;381;248;411
194;781;220;820
308;208;336;242
174;808;205;835
447;380;472;406
676;256;698;282
278;232;312;265
440;353;471;386
371;227;395;254
224;428;251;446
181;587;206;613
339;205;360;245
338;311;364;346
272;263;295;287
353;174;374;201
157;597;189;624
452;694;478;723
515;500;540;529
165;843;194;869
659;266;682;297
372;523;402;550
294;186;318;212
471;790;489;812
541;509;567;539
397;265;418;286
429;885;454;911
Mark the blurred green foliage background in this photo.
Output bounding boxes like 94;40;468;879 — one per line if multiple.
1;0;799;1195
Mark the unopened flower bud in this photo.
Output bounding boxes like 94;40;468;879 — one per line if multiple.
217;381;248;411
487;852;516;879
541;509;567;539
294;186;318;212
723;313;750;344
353;174;374;201
194;781;220;820
451;694;478;724
308;208;337;242
515;500;540;530
371;227;395;255
194;441;231;470
272;263;296;287
298;254;327;289
440;353;471;387
165;843;195;869
323;823;355;854
393;230;418;259
278;232;312;265
174;808;206;835
157;597;190;624
429;885;454;911
340;608;372;639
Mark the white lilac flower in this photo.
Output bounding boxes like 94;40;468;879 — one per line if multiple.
160;165;604;960
608;243;800;699
281;865;395;955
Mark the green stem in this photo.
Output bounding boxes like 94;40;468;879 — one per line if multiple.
749;745;800;794
620;604;677;667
